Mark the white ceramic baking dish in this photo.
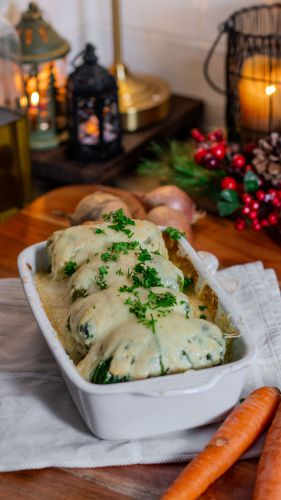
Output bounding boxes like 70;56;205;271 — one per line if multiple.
18;237;256;440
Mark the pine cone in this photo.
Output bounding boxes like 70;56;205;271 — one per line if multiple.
253;132;281;187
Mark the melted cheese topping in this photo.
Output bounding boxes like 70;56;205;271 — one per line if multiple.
37;216;226;384
47;219;168;279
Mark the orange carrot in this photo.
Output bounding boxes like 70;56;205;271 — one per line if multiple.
162;386;280;500
253;400;281;500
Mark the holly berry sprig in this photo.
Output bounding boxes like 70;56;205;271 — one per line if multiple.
191;128;281;233
234;189;281;232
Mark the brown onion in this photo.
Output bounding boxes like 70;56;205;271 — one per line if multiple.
68;191;131;225
146;206;192;241
137;185;199;224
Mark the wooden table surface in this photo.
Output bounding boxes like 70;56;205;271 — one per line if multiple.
1;185;280;500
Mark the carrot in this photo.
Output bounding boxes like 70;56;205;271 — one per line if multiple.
162;386;280;500
253;400;281;500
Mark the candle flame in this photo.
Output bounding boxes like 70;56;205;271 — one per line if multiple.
265;84;276;96
20;95;28;109
30;91;39;106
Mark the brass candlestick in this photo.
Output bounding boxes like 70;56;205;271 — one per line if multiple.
110;0;171;132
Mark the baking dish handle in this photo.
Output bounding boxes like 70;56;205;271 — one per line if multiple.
137;371;223;398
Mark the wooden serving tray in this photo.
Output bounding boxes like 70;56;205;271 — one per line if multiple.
23;184;146;227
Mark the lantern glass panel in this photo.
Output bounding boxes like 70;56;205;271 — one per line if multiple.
77;96;100;146
103;95;120;144
23;57;67;149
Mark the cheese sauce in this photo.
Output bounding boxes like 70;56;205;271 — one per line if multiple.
36;214;226;384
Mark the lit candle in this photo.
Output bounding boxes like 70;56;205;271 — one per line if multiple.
239;55;281;134
29;90;40;130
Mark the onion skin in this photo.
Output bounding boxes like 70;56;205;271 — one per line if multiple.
69;191;131;225
146;206;192;241
137;185;197;224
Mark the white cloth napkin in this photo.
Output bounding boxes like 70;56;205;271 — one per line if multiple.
0;261;281;472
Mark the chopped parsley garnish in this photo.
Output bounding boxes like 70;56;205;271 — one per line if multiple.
131;263;163;289
101;241;139;263
153;250;161;256
164;226;185;240
198;305;208;311
124;290;176;333
147;290;176;310
95;228;106;235
63;261;77;277
101;252;118;263
200;314;208;320
182;276;193;292
143;314;157;334
137;248;152;263
103;209;135;238
95;265;109;290
119;285;135;293
125;296;147;321
71;288;88;302
108;241;139;254
116;268;124;276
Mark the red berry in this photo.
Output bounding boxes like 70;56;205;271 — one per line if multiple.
235;218;246;231
268;212;279;225
213;129;224;141
277;190;281;200
269;189;277;198
252;221;261;231
221;176;237;190
204;154;220;169
272;197;281;208
261;219;269;228
248;210;258;220
232;154;246;169
211;143;226;160
245;164;253;172
250;200;260;211
242;193;252;205
194;148;208;164
241;206;250;215
256;190;266;201
207;132;217;142
191;128;202;141
198;134;206;143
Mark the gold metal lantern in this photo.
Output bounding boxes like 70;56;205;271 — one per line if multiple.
16;2;70;151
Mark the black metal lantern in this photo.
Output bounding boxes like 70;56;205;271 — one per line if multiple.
204;3;281;144
67;43;123;161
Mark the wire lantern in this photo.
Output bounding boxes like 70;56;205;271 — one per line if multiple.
204;3;281;144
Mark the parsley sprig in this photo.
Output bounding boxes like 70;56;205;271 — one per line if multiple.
101;241;139;263
124;290;177;333
108;241;139;254
103;209;135;238
164;226;185;240
137;248;152;263
95;265;109;290
131;263;163;289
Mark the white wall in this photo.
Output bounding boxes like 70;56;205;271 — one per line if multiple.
3;0;275;128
